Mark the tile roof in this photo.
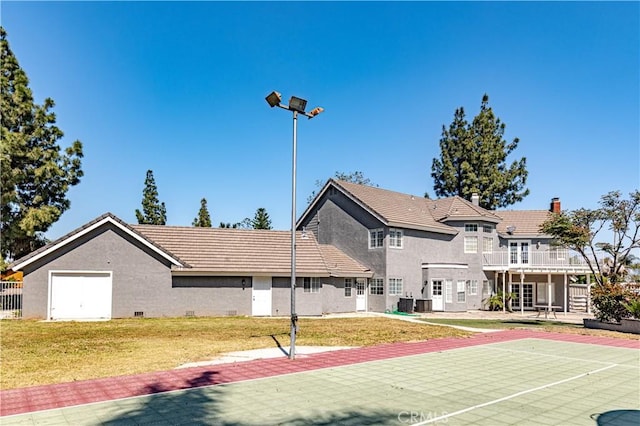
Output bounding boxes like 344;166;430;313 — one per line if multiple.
330;180;501;233
10;213;185;271
134;225;371;277
495;210;552;236
318;244;373;277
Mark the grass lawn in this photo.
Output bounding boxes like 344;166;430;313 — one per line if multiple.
0;316;469;390
419;318;640;339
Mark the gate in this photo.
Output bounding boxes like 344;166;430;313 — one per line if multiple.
569;284;589;313
1;281;23;319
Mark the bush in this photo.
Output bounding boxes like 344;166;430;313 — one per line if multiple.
622;298;640;319
591;283;639;322
483;291;516;312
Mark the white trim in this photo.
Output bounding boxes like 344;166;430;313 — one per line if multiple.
13;216;183;271
422;263;468;269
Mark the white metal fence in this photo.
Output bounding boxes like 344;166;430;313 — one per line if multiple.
0;281;23;319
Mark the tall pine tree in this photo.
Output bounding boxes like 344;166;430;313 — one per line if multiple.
251;207;272;229
135;170;166;225
192;198;212;227
1;27;84;262
431;94;529;209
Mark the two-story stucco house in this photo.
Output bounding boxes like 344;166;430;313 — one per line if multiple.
9;179;591;320
298;179;591;315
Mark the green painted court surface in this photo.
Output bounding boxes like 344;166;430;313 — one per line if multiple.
3;339;639;425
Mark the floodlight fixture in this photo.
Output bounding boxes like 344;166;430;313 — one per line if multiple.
308;107;324;118
266;91;282;108
288;96;308;113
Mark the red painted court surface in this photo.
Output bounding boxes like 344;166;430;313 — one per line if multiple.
1;329;638;418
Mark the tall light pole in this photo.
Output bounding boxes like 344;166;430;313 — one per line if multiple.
266;91;323;360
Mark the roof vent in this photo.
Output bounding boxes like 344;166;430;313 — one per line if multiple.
301;227;308;239
506;226;516;235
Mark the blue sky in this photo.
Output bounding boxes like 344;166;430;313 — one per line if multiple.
3;1;639;239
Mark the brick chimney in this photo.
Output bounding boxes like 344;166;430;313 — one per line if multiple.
550;197;561;214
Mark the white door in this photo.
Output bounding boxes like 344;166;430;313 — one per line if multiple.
356;278;366;311
50;272;112;320
252;276;272;316
431;280;443;311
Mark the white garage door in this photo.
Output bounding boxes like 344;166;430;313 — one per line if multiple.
50;272;112;320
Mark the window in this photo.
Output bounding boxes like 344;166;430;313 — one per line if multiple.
483;225;493;233
370;278;384;295
445;280;453;303
464;236;478;253
389;278;403;296
369;229;384;249
537;283;555;304
389;229;403;248
432;280;443;297
483;237;493;254
468;280;478;296
303;277;320;293
344;278;352;297
483;280;493;296
465;224;478;232
510;241;530;265
457;280;466;302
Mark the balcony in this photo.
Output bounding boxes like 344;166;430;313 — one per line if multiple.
482;250;591;273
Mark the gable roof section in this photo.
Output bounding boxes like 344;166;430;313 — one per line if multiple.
134;225;371;277
318;244;374;278
10;213;186;271
495;210;552;237
301;179;501;234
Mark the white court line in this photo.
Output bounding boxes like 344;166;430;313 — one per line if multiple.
486;346;639;369
412;364;618;425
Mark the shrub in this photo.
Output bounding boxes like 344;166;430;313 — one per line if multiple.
483;291;516;312
622;298;640;319
591;283;637;322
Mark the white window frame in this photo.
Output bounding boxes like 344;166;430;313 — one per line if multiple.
464;236;478;253
465;224;478;232
457;280;466;302
369;278;384;295
509;241;531;265
344;278;353;297
389;228;403;249
483;237;493;254
369;228;384;249
445;280;453;303
483;225;493;233
468;279;478;296
303;277;320;293
389;278;403;296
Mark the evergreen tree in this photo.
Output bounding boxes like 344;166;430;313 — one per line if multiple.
1;27;84;261
192;198;212;227
252;207;272;230
135;170;166;225
431;94;529;209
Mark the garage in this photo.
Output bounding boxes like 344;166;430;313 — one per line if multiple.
49;272;113;320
